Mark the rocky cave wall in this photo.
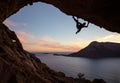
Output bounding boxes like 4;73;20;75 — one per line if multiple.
0;24;94;83
0;0;119;83
0;0;120;33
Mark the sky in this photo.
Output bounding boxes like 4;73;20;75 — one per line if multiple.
3;2;120;52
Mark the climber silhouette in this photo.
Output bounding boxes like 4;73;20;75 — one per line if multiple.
72;16;89;34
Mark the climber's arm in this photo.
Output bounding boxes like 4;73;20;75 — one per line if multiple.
72;16;79;23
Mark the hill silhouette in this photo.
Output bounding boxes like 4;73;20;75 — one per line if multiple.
68;41;120;58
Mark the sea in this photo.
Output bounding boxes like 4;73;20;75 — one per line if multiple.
35;52;120;83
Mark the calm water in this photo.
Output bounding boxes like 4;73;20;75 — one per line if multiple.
35;53;120;83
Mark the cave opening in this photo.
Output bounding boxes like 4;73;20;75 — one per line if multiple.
3;2;120;53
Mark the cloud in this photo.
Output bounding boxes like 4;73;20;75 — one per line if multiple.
15;35;84;52
97;34;120;43
15;31;120;52
3;19;27;27
36;37;62;48
35;36;81;52
17;31;35;39
16;31;36;44
7;29;82;52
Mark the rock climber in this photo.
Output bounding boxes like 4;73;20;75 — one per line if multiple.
72;16;89;34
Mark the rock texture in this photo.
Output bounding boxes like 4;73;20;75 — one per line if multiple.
0;24;95;83
68;41;120;58
0;0;120;33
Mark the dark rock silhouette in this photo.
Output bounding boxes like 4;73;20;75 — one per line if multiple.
53;53;66;56
0;0;120;33
92;79;106;83
68;41;120;58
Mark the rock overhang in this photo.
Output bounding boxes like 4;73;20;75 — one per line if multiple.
0;0;120;33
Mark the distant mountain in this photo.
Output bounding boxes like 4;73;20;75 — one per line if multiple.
68;41;120;58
